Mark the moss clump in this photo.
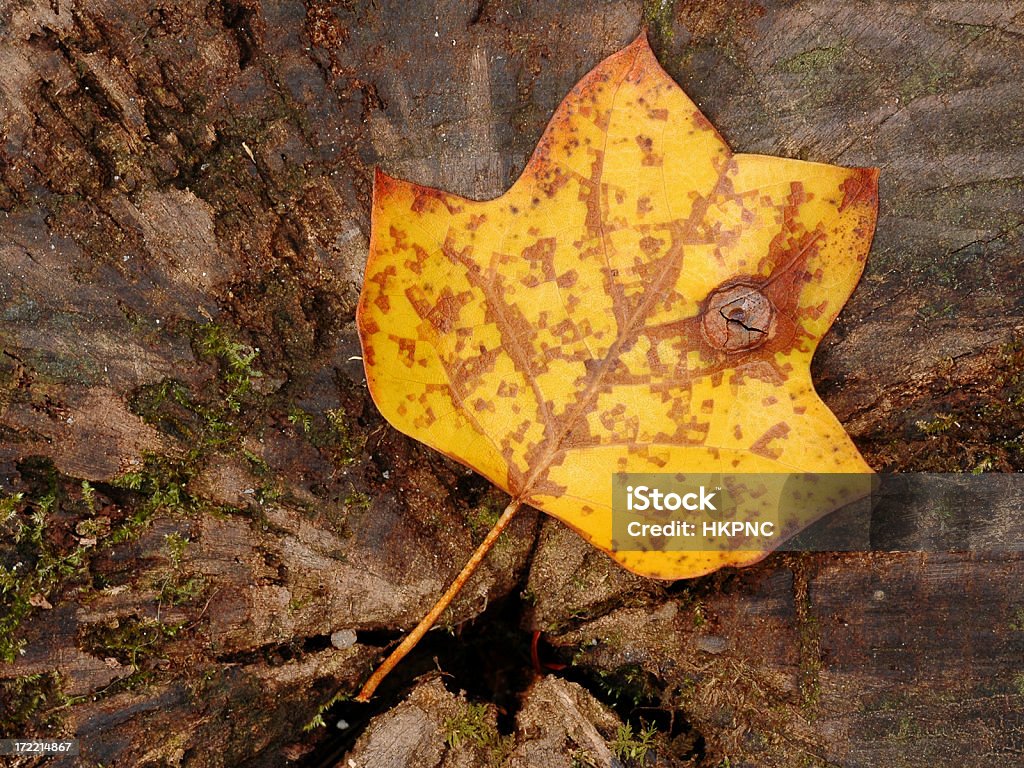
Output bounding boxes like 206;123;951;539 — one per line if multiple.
593;664;660;710
192;322;264;413
288;405;365;466
914;413;959;436
111;452;197;542
120;321;275;539
130;324;266;459
325;407;365;465
342;490;371;511
571;750;600;768
442;701;511;765
79;613;183;669
302;690;350;732
0;477;91;662
860;335;1024;472
777;46;845;74
1009;607;1024;631
466;500;502;542
129;378;237;452
0;672;78;731
898;62;955;102
287;405;313;434
130;322;265;457
642;0;675;45
610;720;659;764
154;532;207;606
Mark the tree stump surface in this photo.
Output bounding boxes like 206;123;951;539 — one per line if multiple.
1;1;1022;767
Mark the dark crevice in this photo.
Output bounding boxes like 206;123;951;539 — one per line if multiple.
301;518;545;767
305;586;705;765
301;633;336;653
469;0;489;26
353;628;402;647
299;592;536;768
214;642;304;667
218;0;257;69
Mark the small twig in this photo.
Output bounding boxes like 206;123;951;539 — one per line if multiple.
354;497;522;702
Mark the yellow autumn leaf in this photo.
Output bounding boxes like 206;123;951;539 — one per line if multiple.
354;33;878;700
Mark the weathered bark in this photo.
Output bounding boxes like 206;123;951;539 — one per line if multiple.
0;1;1022;767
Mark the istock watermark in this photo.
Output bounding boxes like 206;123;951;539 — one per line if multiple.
622;482;777;541
611;473;874;553
611;473;1024;553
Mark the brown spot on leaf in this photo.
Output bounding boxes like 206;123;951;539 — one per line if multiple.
839;167;880;212
750;423;791;460
639;235;664;256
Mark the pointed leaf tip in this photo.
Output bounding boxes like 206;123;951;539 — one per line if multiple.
632;27;651;48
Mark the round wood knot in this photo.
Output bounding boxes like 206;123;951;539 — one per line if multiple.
701;282;775;353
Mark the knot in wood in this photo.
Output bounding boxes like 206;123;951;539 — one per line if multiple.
701;282;775;353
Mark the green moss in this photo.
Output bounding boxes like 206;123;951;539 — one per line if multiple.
288;592;313;613
0;482;90;662
79;613;183;669
915;413;960;436
898;62;955;102
672;677;697;707
593;664;659;709
610;721;659;764
466;500;502;542
119;321;275;539
192;322;263;413
154;533;207;606
442;701;511;765
777;46;845;74
325;407;364;464
1009;607;1024;631
342;490;371;511
443;702;489;746
242;449;271;477
302;690;350;731
971;455;998;474
916;300;957;320
642;0;675;45
287;406;313;434
571;750;600;768
0;672;80;731
129;377;236;450
80;480;97;513
252;481;283;506
111;452;196;542
289;405;365;466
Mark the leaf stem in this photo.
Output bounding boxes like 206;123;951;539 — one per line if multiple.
354;497;523;702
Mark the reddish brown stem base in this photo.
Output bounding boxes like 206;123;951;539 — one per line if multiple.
354;498;523;702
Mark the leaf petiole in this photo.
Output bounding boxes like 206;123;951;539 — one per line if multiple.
354;497;523;702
